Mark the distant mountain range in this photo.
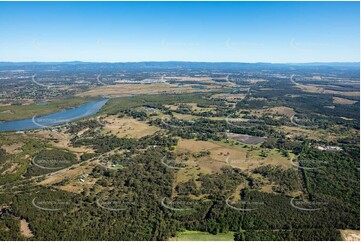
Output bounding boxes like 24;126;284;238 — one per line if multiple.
0;61;359;72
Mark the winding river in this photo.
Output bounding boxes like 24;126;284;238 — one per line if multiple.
0;99;109;132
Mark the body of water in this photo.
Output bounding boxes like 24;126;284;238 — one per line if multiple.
0;99;109;132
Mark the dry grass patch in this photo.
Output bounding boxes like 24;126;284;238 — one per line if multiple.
295;84;360;97
211;93;246;101
35;130;94;155
39;163;95;187
174;139;293;187
340;230;360;241
102;116;159;138
1;162;20;175
333;97;358;105
20;219;34;238
266;106;296;118
59;176;98;194
278;126;325;140
1;142;24;154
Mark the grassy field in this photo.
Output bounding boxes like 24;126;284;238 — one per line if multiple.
0;96;97;121
101;115;160;138
173;139;294;190
174;231;234;241
0;137;46;184
333;97;358;105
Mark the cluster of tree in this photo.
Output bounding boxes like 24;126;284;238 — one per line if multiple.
253;165;302;193
67;119;102;134
299;145;359;208
25;149;77;177
0;148;7;164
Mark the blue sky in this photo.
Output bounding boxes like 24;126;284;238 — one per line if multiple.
0;1;359;63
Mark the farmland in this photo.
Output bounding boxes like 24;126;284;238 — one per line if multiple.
0;62;359;241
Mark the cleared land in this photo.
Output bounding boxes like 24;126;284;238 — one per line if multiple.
340;230;360;241
102;116;160;138
295;84;360;97
333;97;358;105
173;139;293;188
247;106;296;118
211;93;246;101
20;219;34;238
173;231;234;241
1;142;24;154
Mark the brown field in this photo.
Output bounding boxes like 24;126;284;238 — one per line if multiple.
278;126;327;140
340;230;360;241
1;163;20;175
246;106;296;119
34;130;94;155
211;93;246;101
173;139;293;187
102;116;159;138
58;176;98;194
172;113;200;121
278;125;347;142
266;106;296;118
333;97;358;105
39;162;95;187
20;219;34;238
295;84;360;97
1;142;24;154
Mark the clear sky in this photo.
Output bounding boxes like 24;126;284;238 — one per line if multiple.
0;1;359;63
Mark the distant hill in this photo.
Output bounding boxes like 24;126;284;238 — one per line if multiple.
0;61;359;74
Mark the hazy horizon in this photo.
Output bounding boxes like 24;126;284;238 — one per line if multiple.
0;60;360;64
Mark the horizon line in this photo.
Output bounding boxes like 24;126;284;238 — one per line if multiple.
0;60;359;64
